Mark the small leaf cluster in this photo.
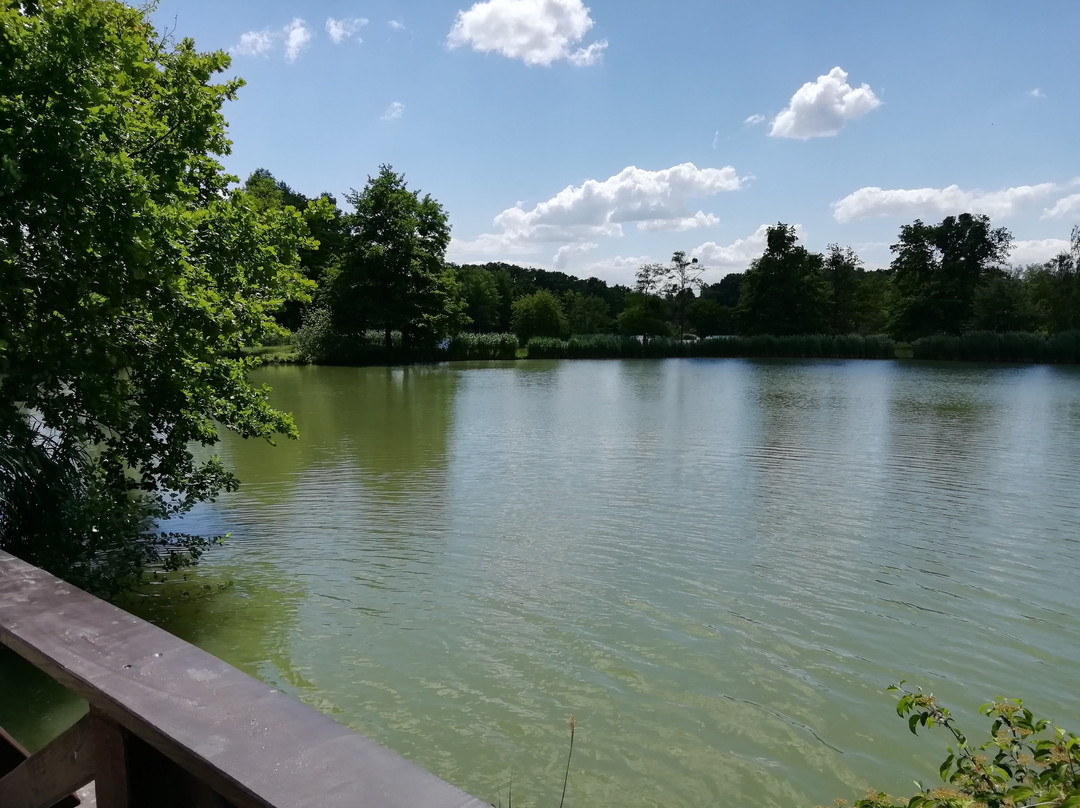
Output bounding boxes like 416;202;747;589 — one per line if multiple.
843;684;1080;808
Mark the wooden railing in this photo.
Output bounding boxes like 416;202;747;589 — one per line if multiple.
0;550;489;808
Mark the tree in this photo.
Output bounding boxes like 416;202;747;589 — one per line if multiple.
242;168;346;330
824;244;863;334
887;214;1013;340
635;251;706;336
0;1;313;593
617;293;672;337
1024;227;1080;334
563;291;612;334
511;290;568;342
736;224;828;335
331;166;465;351
456;265;502;333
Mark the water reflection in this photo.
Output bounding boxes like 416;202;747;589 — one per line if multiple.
6;359;1080;808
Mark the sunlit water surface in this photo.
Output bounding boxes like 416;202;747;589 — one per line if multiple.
4;359;1080;807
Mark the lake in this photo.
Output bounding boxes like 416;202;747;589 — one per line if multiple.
3;358;1080;807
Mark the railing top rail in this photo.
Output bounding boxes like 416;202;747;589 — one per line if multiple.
0;551;487;808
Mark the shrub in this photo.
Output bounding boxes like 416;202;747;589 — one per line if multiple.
842;683;1080;808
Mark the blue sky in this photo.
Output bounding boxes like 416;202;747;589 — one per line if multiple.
152;0;1080;286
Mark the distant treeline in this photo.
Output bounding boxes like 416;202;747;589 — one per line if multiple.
243;168;1080;363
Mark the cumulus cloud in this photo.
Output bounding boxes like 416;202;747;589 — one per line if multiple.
327;17;368;43
743;113;766;126
1029;88;1045;99
833;182;1060;223
1043;193;1080;220
447;0;607;66
553;242;598;269
231;30;274;57
456;163;743;260
769;67;880;139
380;101;405;121
283;18;312;61
1011;238;1072;265
389;20;407;31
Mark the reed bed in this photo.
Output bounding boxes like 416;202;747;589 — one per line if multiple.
911;330;1080;363
526;333;896;360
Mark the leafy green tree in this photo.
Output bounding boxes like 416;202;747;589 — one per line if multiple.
617;293;672;337
970;270;1035;332
0;0;312;593
736;224;828;335
635;251;705;336
686;297;734;336
511;290;568;343
242;168;346;330
888;214;1013;340
824;244;863;334
1023;228;1080;334
563;291;612;334
330;165;465;351
457;265;502;332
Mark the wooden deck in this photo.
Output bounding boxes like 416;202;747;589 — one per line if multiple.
0;550;489;808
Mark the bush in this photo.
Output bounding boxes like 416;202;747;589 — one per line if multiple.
843;683;1080;808
446;333;518;361
911;331;1080;363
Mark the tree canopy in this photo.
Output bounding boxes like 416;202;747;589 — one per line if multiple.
328;165;464;351
0;0;313;593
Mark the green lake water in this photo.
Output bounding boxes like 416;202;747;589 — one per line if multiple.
4;358;1080;807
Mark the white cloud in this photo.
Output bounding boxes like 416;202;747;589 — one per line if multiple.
769;67;881;140
232;30;274;57
457;163;743;259
690;224;806;275
283;18;312;62
638;211;720;232
833;182;1060;223
447;0;607;67
1011;238;1071;265
1043;194;1080;220
381;101;405;121
553;242;598;269
1029;88;1045;99
327;17;368;43
743;113;766;126
389;20;407;31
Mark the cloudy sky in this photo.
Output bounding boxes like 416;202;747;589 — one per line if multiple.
152;0;1079;285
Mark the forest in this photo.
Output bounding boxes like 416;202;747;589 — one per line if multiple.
242;167;1080;365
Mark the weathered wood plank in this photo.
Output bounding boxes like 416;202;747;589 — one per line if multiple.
0;551;488;808
0;712;94;808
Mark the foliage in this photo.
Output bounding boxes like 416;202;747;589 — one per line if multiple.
446;333;518;361
329;165;465;352
736;224;829;335
525;333;894;360
241;169;346;330
1023;228;1080;334
911;331;1080;363
617;293;672;337
844;684;1080;808
0;0;312;593
457;265;503;333
888;214;1013;340
563;291;613;334
511;290;568;343
636;251;705;336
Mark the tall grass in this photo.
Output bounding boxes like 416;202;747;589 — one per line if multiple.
911;330;1080;363
446;333;518;361
526;333;896;360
